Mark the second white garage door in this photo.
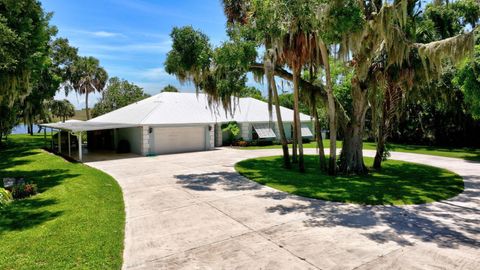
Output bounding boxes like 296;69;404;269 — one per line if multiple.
152;126;206;155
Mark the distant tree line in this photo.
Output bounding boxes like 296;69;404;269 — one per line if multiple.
0;0;151;145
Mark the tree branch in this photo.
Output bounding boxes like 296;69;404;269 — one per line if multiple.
249;62;350;126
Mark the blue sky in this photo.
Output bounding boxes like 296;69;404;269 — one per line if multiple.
41;0;243;109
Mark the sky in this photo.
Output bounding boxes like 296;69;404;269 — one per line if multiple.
41;0;249;109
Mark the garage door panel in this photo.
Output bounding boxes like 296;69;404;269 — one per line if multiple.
153;126;206;154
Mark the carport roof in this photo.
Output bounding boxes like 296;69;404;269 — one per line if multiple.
39;121;137;132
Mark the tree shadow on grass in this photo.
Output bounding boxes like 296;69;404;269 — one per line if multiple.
0;197;63;234
0;167;79;235
0;136;79;235
1;168;80;193
0;148;39;171
237;156;464;205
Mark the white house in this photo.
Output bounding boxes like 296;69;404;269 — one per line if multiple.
41;92;313;161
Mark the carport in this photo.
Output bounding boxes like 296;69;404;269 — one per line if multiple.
39;121;137;162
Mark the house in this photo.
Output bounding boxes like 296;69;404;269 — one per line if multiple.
40;92;313;161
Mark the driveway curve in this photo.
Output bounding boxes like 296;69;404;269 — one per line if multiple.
87;148;480;270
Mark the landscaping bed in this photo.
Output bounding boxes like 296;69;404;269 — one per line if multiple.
235;155;464;205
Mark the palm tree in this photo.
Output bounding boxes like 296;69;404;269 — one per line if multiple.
71;57;108;120
264;49;291;168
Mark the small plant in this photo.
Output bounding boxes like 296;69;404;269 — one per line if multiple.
222;121;240;145
0;188;13;207
11;183;38;199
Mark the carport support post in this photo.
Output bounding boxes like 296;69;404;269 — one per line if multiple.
51;128;53;150
58;129;61;153
68;132;71;157
78;132;83;162
43;128;47;148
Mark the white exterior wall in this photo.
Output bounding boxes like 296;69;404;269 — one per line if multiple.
116;127;143;155
208;124;215;149
274;122;293;140
141;126;150;155
215;124;223;146
284;122;293;139
240;122;251;141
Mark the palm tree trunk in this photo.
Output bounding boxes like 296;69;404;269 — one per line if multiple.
313;107;327;171
293;68;305;172
320;43;337;175
292;111;298;163
85;91;90;120
270;74;291;169
373;127;386;169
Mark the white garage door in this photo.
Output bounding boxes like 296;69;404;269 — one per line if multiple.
153;126;206;155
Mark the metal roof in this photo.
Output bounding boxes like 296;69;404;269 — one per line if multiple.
40;121;138;132
89;92;311;125
253;123;277;138
40;93;312;132
301;124;314;137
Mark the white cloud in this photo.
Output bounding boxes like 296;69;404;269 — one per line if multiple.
92;31;124;38
64;28;126;38
74;39;172;54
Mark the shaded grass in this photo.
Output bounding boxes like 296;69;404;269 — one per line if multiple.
241;140;480;162
0;134;124;269
235;155;464;205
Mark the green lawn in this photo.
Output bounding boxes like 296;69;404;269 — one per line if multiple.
235;155;464;205
0;134;124;269
242;140;480;161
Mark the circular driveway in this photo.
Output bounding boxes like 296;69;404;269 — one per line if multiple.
87;148;480;269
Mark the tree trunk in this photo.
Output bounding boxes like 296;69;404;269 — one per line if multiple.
313;108;327;171
27;123;33;135
292;113;298;163
293;69;305;172
320;43;337;175
85;91;90;120
373;97;389;170
339;82;368;175
270;74;291;169
373;130;386;169
373;81;401;170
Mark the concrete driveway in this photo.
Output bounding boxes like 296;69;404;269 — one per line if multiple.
87;148;480;269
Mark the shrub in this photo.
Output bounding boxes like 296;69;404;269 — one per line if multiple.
222;121;240;145
0;188;13;207
11;183;38;199
237;140;249;147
